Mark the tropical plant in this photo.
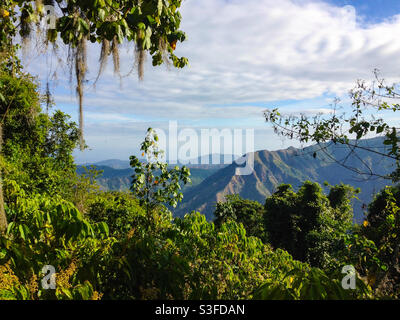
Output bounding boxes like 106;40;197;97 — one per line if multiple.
345;185;400;298
129;127;191;219
214;194;268;243
0;180;111;300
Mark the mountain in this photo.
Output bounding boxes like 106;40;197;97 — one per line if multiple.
81;159;131;170
184;154;239;169
76;165;222;192
77;165;133;191
174;137;394;223
77;154;231;191
81;154;231;170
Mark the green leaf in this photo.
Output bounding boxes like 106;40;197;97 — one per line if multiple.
61;288;73;300
116;24;124;43
19;224;26;240
80;19;89;33
137;22;146;30
0;248;6;259
157;0;163;16
6;222;15;235
147;15;155;24
98;8;105;21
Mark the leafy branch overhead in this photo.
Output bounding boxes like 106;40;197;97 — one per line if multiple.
264;70;400;181
0;0;189;148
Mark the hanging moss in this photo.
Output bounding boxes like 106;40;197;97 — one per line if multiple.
158;37;170;67
135;30;146;81
95;38;110;84
136;46;145;81
74;36;87;151
20;8;32;57
111;36;120;77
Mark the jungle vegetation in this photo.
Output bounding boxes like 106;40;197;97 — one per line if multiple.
0;0;399;300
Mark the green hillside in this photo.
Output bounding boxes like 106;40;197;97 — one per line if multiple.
174;138;393;223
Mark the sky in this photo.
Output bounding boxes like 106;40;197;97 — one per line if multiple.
23;0;400;164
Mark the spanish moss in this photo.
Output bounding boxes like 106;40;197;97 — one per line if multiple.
75;36;87;151
135;44;146;81
95;38;110;85
111;36;120;77
20;9;32;58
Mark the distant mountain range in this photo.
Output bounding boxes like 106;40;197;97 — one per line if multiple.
76;164;223;193
77;154;230;192
80;154;231;170
82;159;131;170
174;137;394;223
78;138;395;224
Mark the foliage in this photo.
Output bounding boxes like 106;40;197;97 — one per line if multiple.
264;181;355;269
129;127;191;217
343;185;400;298
0;180;111;300
86;191;145;238
0;70;81;198
95;210;342;300
265;71;400;181
70;165;103;213
0;0;189;145
253;264;371;300
214;194;268;243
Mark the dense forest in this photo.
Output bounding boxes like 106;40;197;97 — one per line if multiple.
1;0;400;301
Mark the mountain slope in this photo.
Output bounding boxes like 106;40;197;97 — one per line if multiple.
76;165;222;192
174;138;394;223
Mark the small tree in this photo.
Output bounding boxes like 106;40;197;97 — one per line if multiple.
130;128;191;221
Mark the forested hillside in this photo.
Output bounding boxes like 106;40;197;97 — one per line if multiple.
175;138;392;223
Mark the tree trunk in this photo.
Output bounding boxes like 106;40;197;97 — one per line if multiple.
0;177;7;234
0;123;7;234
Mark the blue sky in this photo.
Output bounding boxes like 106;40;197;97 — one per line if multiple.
327;0;400;23
23;0;400;163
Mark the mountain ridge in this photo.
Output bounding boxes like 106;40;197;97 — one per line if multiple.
174;137;394;223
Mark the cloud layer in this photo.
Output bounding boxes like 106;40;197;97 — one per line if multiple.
24;0;400;162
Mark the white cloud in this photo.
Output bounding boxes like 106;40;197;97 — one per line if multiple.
23;0;400;161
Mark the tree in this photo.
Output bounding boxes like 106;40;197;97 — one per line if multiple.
264;184;298;257
129;127;191;223
0;68;82;232
86;191;145;238
213;194;268;243
0;0;189;147
357;185;400;297
264;70;400;181
264;181;355;269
